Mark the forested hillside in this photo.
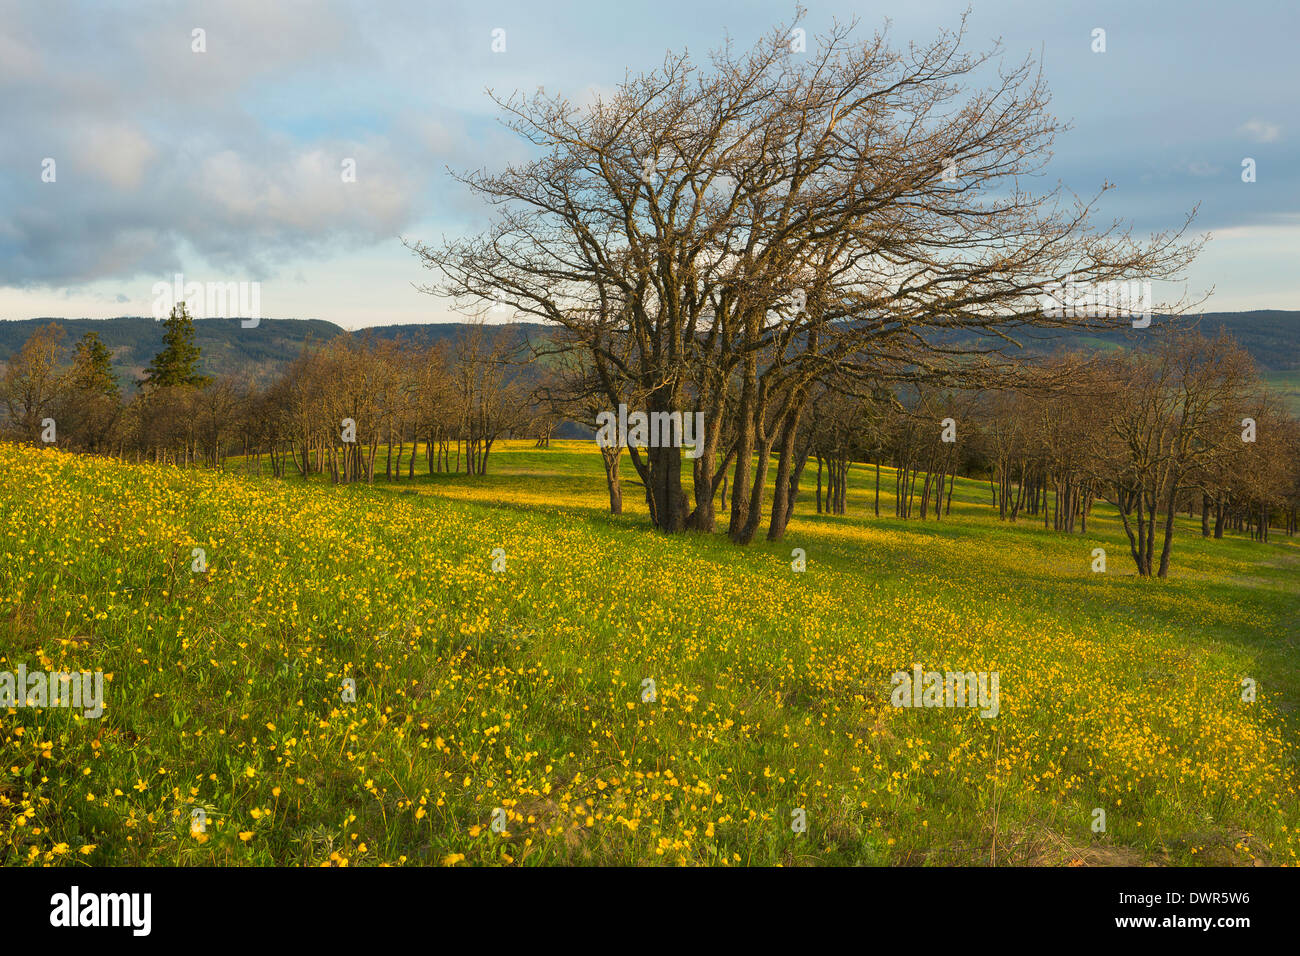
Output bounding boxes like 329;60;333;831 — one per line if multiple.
1;312;1296;404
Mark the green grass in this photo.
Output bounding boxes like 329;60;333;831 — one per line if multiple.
1263;369;1300;414
1;440;1297;867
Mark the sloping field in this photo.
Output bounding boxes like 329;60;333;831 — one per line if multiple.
1;441;1297;866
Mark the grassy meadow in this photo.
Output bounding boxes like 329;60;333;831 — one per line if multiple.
1;439;1297;866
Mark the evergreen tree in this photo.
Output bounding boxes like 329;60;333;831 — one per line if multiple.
71;330;120;398
141;303;210;389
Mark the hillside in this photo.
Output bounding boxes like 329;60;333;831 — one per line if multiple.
1;311;1297;407
0;316;537;390
1;440;1297;866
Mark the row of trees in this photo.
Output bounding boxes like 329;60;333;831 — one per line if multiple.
976;334;1300;574
754;331;1298;578
0;310;539;483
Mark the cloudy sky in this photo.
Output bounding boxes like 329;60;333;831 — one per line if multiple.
1;0;1296;327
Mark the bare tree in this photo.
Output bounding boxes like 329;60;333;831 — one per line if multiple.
1093;330;1254;577
2;323;66;443
408;13;1205;542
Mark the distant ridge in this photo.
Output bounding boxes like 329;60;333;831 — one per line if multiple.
0;316;539;390
1;311;1297;407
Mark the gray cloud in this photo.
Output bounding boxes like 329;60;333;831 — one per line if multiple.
3;0;1299;315
0;0;439;287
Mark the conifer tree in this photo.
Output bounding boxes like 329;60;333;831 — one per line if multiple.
71;330;119;398
141;303;210;389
